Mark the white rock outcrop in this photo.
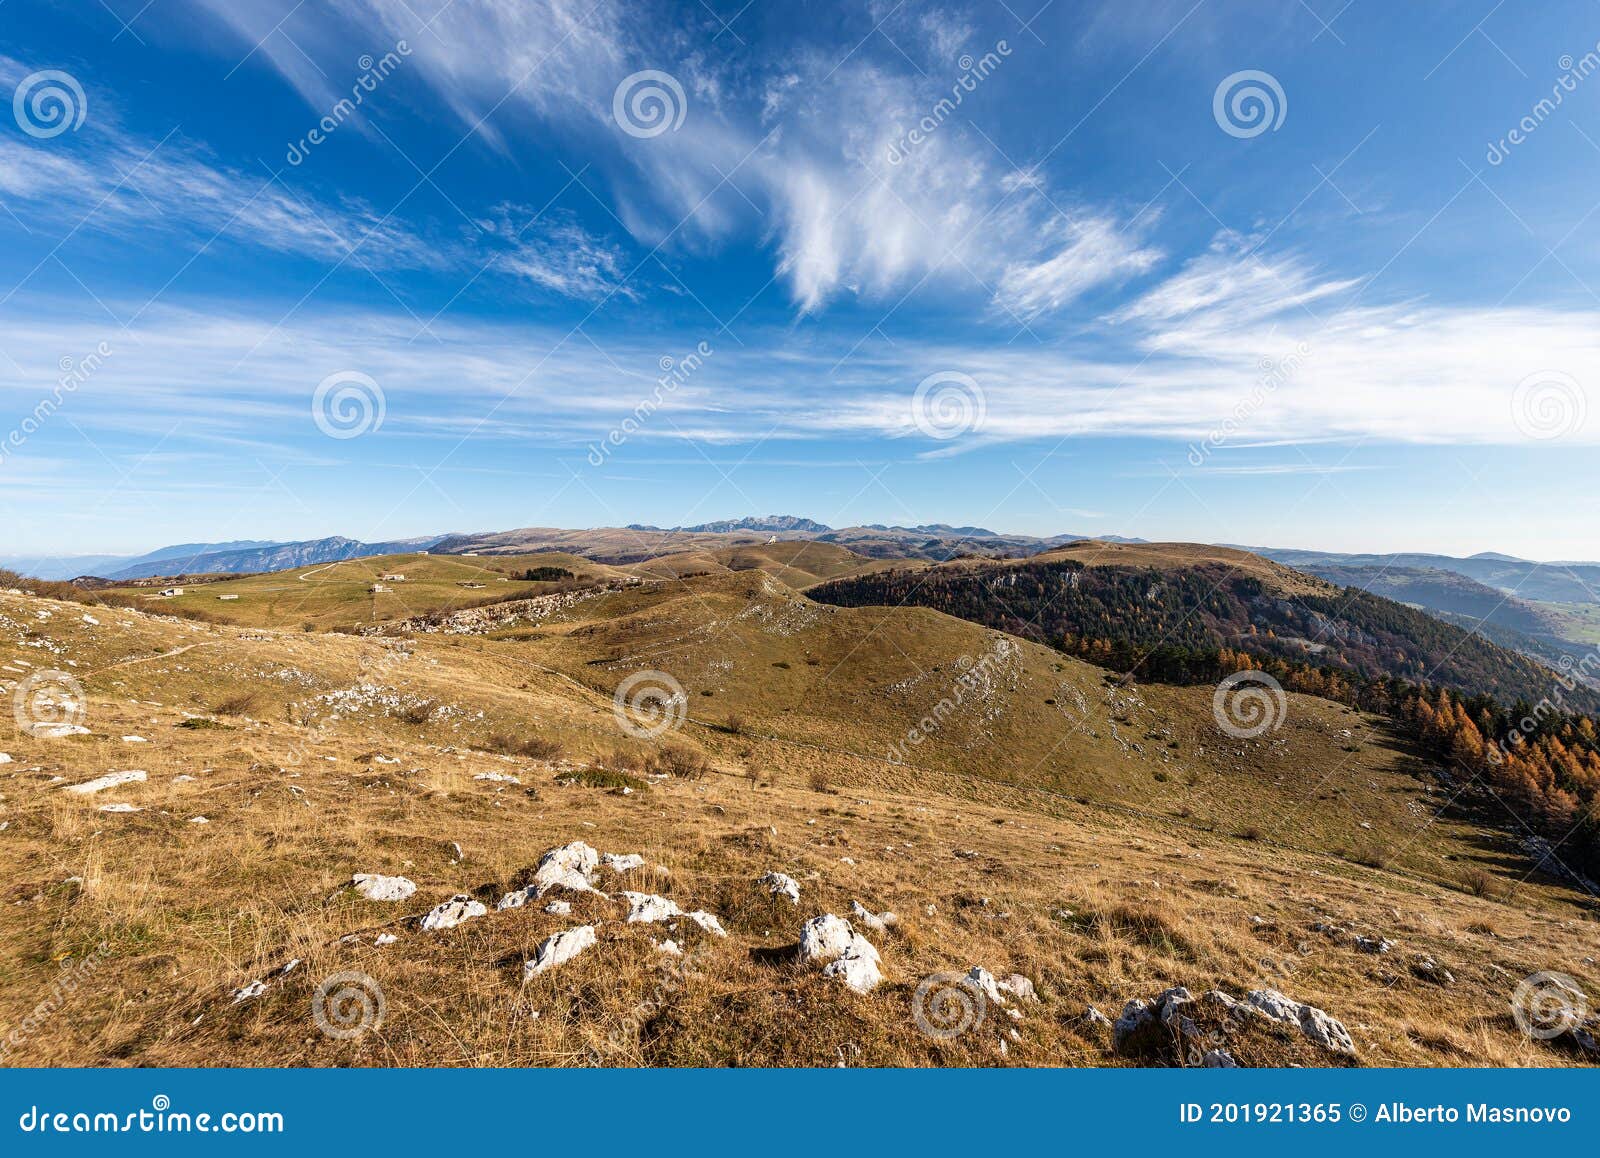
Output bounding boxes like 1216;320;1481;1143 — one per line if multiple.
531;841;604;897
419;894;488;932
849;900;898;934
1245;988;1357;1056
759;871;800;904
622;891;682;924
65;769;147;795
352;873;417;902
602;853;646;872
523;925;597;979
797;914;882;994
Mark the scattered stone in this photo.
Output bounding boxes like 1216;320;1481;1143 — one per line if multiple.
623;891;681;924
954;849;978;859
759;871;801;904
531;841;604;897
966;966;1006;1006
419;894;487;932
99;803;141;813
1203;1048;1238;1068
543;900;573;916
1410;956;1455;985
656;939;682;956
187;816;209;824
849;900;898;934
602;852;645;873
797;914;882;994
1245;988;1357;1056
1000;974;1038;1002
684;910;728;937
34;724;90;738
522;925;597;979
352;874;417;902
122;735;148;743
64;769;147;795
0;753;10;764
1085;1005;1113;1029
1353;935;1394;955
231;980;267;1004
375;933;398;947
473;771;520;784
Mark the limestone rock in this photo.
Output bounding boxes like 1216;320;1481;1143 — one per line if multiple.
523;925;597;979
420;894;487;932
352;873;417;902
759;871;800;904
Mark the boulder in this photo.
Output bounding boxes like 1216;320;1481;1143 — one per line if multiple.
352;873;417;902
797;914;882;993
1000;974;1038;1002
622;891;681;924
1246;988;1357;1056
759;871;801;904
523;925;597;979
531;841;604;897
684;910;728;937
419;894;487;932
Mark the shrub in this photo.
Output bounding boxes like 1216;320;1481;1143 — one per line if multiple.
484;733;563;760
212;691;258;716
557;767;647;791
1459;866;1497;898
807;769;832;794
1235;825;1263;842
650;745;707;780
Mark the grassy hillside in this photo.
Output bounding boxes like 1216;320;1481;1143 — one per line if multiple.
98;552;625;631
810;546;1597;714
1;585;1597;1068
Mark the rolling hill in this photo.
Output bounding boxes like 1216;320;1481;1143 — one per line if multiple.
3;554;1598;1069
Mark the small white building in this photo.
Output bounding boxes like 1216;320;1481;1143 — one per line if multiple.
217;594;239;601
160;587;184;597
369;583;389;593
380;573;407;582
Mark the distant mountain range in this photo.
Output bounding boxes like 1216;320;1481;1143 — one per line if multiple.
2;536;447;581
1250;547;1600;605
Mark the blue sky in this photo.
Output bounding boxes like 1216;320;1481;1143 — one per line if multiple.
1;0;1598;561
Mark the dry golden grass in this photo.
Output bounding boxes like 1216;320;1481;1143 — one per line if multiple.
0;586;1595;1069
